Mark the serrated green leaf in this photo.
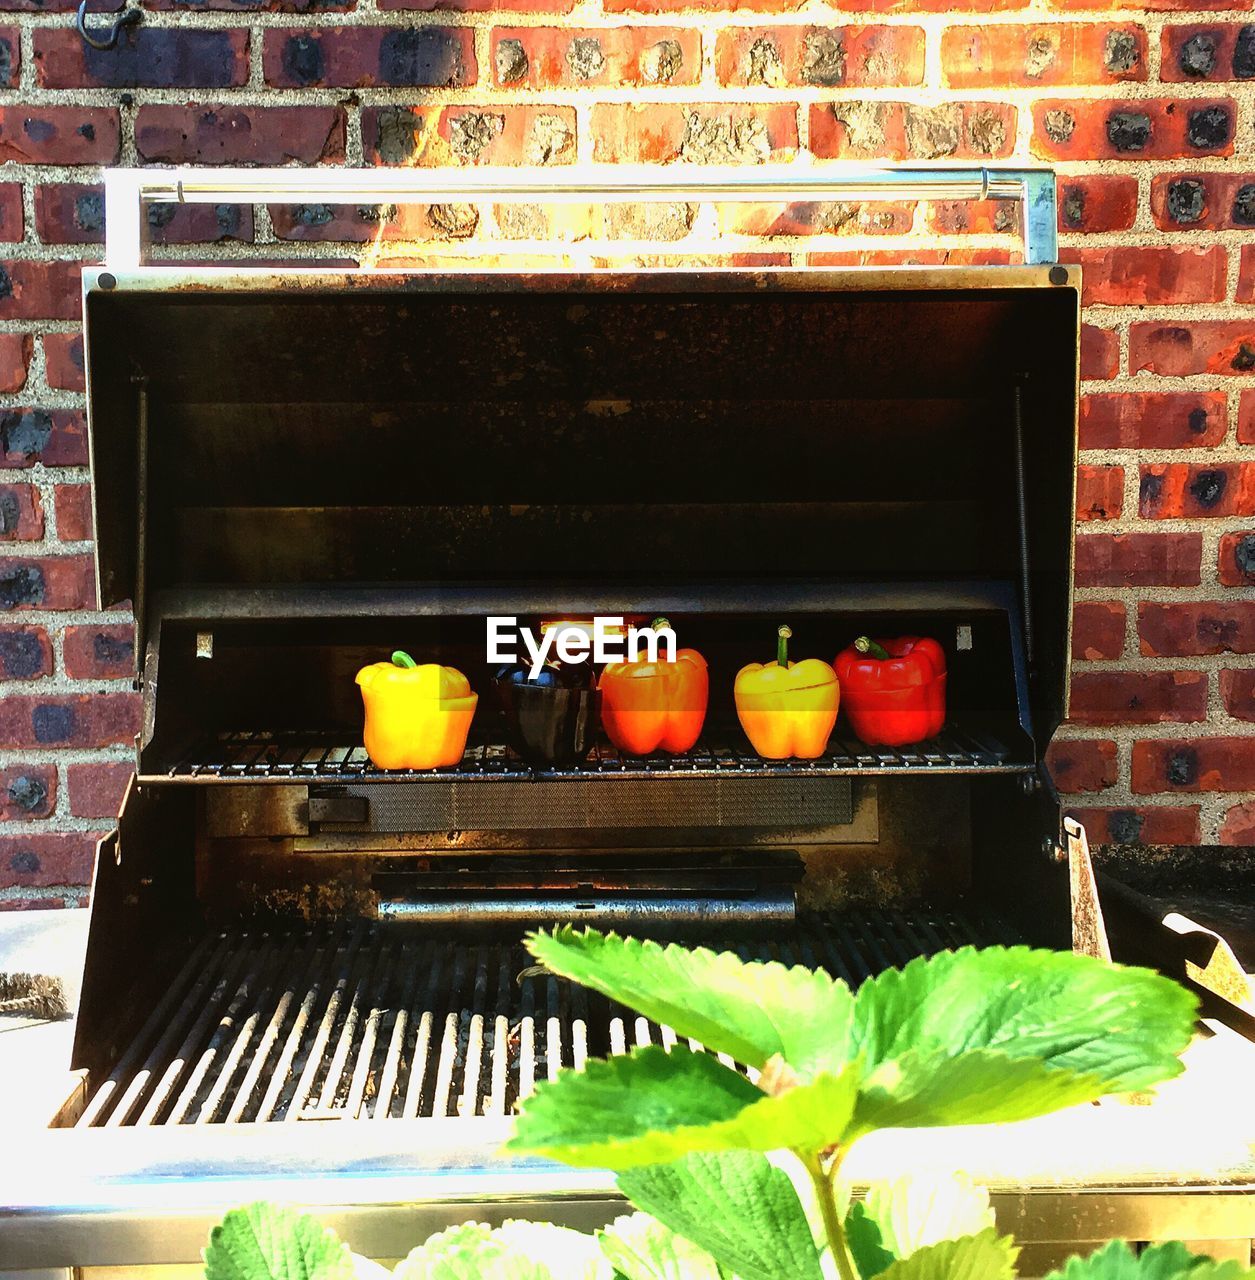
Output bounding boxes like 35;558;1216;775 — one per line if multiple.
392;1221;611;1280
1044;1240;1248;1280
617;1151;824;1280
852;948;1197;1095
526;928;854;1077
873;1229;1018;1280
597;1213;722;1280
860;1175;995;1262
204;1203;355;1280
509;1045;858;1169
845;1203;896;1280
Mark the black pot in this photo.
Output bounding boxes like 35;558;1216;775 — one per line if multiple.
493;665;596;767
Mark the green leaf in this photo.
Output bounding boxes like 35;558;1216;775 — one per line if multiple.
392;1221;612;1280
861;1174;995;1262
845;1203;896;1280
852;948;1197;1094
617;1151;824;1280
873;1229;1018;1280
597;1213;722;1280
204;1203;356;1280
526;927;854;1077
1044;1240;1248;1280
509;1046;858;1169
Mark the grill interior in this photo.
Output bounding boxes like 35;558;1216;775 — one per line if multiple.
164;728;1027;781
73;908;1016;1128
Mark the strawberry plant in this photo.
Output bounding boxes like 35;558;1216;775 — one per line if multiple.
201;931;1248;1280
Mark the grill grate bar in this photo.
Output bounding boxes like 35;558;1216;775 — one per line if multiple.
77;908;1018;1128
160;728;1027;782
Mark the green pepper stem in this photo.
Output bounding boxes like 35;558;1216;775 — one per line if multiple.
777;625;792;669
391;650;418;669
854;636;890;662
651;616;671;632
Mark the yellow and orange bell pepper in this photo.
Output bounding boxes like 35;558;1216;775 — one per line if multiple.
734;625;840;760
356;650;477;770
600;618;709;755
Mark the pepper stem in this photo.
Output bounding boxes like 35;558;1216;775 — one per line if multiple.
391;650;418;669
651;616;671;632
854;636;890;662
777;624;792;669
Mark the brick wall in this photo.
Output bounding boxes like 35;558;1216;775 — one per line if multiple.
0;0;1252;907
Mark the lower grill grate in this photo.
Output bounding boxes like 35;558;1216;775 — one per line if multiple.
75;909;1017;1128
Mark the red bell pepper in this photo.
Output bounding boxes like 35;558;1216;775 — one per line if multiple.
834;635;947;747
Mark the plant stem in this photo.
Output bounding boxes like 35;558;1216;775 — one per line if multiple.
803;1151;858;1280
854;636;890;662
777;624;792;669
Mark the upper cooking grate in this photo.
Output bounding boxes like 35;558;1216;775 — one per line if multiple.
154;729;1027;782
74;909;1017;1129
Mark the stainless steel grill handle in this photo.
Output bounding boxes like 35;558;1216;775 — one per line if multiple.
102;164;1059;270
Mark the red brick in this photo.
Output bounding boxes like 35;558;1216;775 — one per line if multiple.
0;409;86;467
0;765;56;821
1079;391;1226;449
1221;668;1255;720
1161;24;1255;81
0;333;30;392
263;28;474;88
1061;246;1226;306
807;247;1014;267
150;0;350;10
1076;465;1123;521
715;25;923;88
1032;97;1236;160
0;693;140;747
1132;737;1255;793
0;182;20;243
0;107;119;164
1150;171;1255;229
42;333;83;393
1081;325;1119;380
1074;532;1202;586
1218;531;1255;586
276;201;477;242
0;262;83;322
0;0;118;11
943;24;1145;87
35;28;248;88
926;198;1017;235
497;27;700;88
0;557;93;612
382;0;575;11
1140;602;1255;656
0;833;96;889
1065;805;1201;845
1130;321;1255;377
593;103;799;163
363;104;578;166
1051;0;1246;13
720;200;915;237
832;0;1028;13
53;485;91;543
1073;601;1126;660
1069;669;1207;725
1237;246;1255;305
1140;462;1255;518
63;624;134;678
34;183;102;245
1219;801;1255;845
811;100;1015;159
0;485;43;541
1058;175;1138;232
1046;738;1118;793
0;26;16;83
0;626;51;679
66;762;132;820
605;0;797;12
135;105;346;165
1242;390;1255;444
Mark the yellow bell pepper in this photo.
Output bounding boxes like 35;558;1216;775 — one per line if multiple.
356;650;477;770
734;626;840;760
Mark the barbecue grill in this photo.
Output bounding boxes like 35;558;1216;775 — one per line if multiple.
1;164;1253;1276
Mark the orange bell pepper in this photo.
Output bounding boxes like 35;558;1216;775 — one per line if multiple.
600;617;709;755
734;625;840;760
356;650;477;770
